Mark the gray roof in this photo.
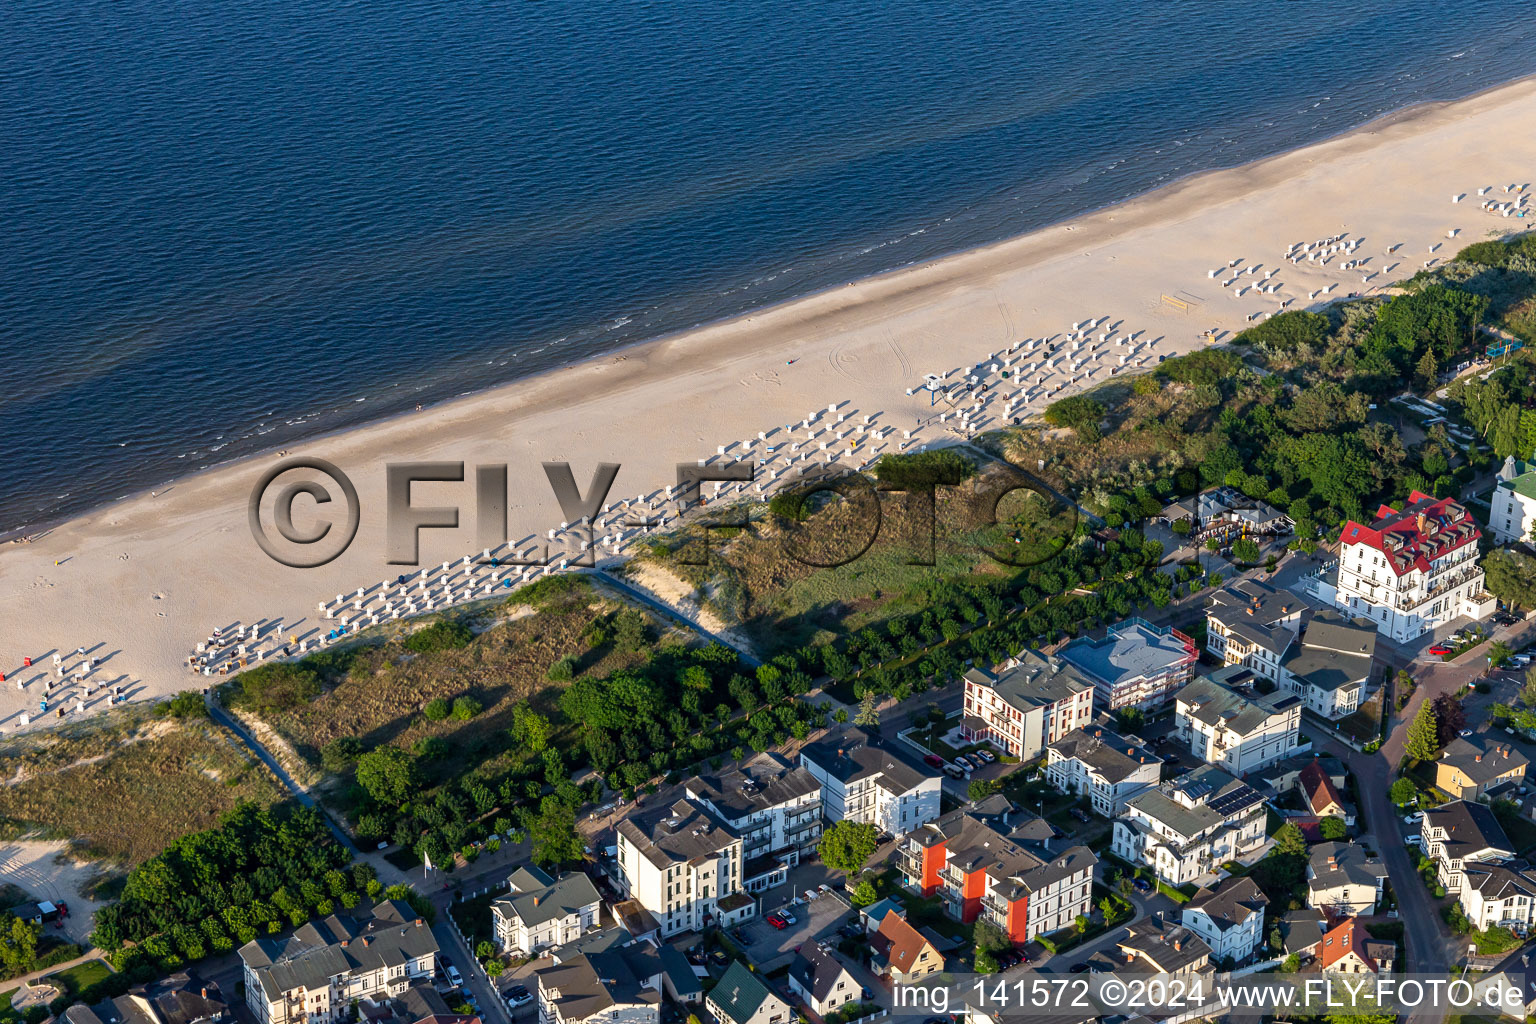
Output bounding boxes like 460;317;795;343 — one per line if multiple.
1282;610;1376;693
616;798;740;870
1048;726;1161;784
1307;842;1388;893
536;946;662;1022
972;651;1095;714
62;1009;107;1024
1118;920;1211;973
1125;766;1260;842
494;868;601;929
1438;736;1530;786
549;926;633;964
656;945;701;999
1424;801;1514;861
709;961;782;1024
1279;909;1326;955
1206;579;1300;656
1057;620;1196;690
1176;674;1299;735
238;900;437;1001
789;944;857;1002
685;752;821;820
798;729;932;794
1185;877;1267;932
1461;861;1536;901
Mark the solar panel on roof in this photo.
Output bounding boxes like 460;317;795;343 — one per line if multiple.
1208;786;1263;816
1178;778;1214;799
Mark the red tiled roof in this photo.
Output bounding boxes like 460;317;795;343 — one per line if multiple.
1318;917;1383;972
1299;762;1345;816
1338;492;1480;577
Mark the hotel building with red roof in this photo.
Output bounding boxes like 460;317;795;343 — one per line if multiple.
1333;491;1495;642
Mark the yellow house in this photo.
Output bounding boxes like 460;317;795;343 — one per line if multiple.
872;910;944;983
1435;737;1529;801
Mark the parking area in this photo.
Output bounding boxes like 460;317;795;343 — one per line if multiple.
733;887;854;971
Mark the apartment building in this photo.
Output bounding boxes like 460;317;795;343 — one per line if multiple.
238;901;438;1024
1055;618;1198;712
1421;801;1515;893
959;653;1095;761
1174;669;1302;775
1204;579;1303;682
614;798;753;939
491;866;602;957
1044;726;1162;816
798;729;941;836
1111;765;1267;885
1279;610;1378;719
1334;491;1496;642
1181;877;1268;963
1434;736;1530;802
1491;456;1536;546
1306;842;1388;916
899;808;1097;944
534;946;663;1024
1458;861;1536;932
685;752;823;891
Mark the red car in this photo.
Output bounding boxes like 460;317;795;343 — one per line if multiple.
922;754;944;768
766;913;787;929
1428;645;1451;656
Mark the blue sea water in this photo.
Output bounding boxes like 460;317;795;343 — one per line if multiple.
1;0;1533;534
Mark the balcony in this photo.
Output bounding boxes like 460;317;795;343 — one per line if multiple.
1396;566;1482;611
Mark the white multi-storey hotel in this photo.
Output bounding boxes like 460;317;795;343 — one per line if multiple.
798;728;941;836
1174;668;1301;775
1334;491;1495;642
1491;456;1536;546
1111;765;1267;885
614;798;755;938
684;752;823;892
959;653;1095;761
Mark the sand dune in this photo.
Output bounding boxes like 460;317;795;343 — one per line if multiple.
3;76;1535;733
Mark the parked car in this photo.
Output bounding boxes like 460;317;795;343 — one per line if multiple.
923;753;945;768
818;884;832;896
1406;834;1424;847
766;913;787;929
506;986;533;1008
1459;729;1474;738
975;749;996;763
1068;962;1090;974
944;764;964;779
446;965;463;987
1404;811;1423;824
1133;877;1152;894
709;950;729;967
779;909;797;925
1428;645;1451;656
1069;807;1091;823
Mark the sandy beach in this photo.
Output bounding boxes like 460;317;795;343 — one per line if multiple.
3;76;1536;734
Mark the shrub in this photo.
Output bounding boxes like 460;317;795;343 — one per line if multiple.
156;692;209;719
547;655;578;682
768;491;810;522
451;696;483;721
321;736;364;771
423;698;451;721
873;449;976;488
1044;395;1106;440
238;662;321;711
403;620;473;653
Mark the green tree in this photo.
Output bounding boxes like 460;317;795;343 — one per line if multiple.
486;959;505;978
1404;702;1441;762
1232;537;1262;563
1488;641;1514;669
530;797;583;867
1482;549;1536;611
451;696;483;721
321;736;364;772
356;747;417;804
854;691;880;728
510;702;552;754
0;914;40;977
1520;666;1536;708
423;697;451;721
476;940;496;960
1389;777;1419;807
850;880;878;908
968;778;1002;803
818;820;880;875
1318;817;1347;840
1272;822;1307;859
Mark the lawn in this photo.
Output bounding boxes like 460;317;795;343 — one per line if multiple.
47;960;111;996
448;887;508;952
0;706;283;865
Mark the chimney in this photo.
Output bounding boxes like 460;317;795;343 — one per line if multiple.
416;918;424;927
1476;754;1482;763
1174;940;1182;952
341;940;349;947
201;990;208;1000
1327;855;1336;867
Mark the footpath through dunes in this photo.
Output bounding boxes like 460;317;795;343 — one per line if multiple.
3;76;1536;732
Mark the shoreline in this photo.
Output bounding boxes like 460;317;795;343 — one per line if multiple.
7;71;1534;546
3;74;1536;734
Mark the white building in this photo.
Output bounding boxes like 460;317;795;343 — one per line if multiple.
1111;765;1267;886
798;729;941;836
1421;800;1515;893
707;962;791;1024
1491;456;1536;546
1055;618;1199;712
238;901;437;1024
535;946;664;1024
1306;842;1389;916
614;798;754;939
1204;579;1303;683
1278;610;1378;720
958;653;1095;761
1182;876;1268;964
1174;668;1302;775
685;752;822;892
1458;862;1536;932
1335;491;1496;642
1045;726;1161;816
786;944;861;1018
491;865;602;956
